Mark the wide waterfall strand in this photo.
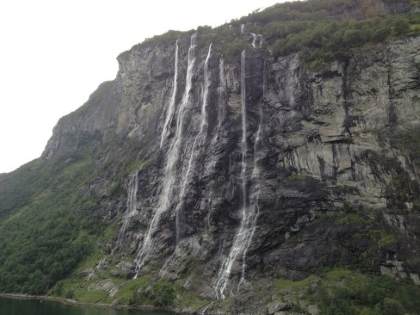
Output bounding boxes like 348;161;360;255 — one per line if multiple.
134;34;197;277
160;41;179;148
214;50;248;300
114;171;140;251
175;43;212;244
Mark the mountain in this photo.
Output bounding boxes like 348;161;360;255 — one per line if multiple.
1;0;420;313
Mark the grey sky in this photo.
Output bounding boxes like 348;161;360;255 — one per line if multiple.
0;0;287;173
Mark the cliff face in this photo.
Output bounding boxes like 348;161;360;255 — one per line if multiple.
40;33;420;312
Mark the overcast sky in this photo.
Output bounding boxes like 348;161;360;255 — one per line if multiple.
0;0;287;173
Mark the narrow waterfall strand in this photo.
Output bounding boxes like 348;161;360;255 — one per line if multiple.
251;33;262;49
214;50;248;299
160;41;179;148
217;57;227;129
239;106;262;288
114;169;141;252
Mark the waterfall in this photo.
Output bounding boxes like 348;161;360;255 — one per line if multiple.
251;33;262;49
201;43;212;133
175;43;212;243
160;41;179;148
134;34;197;277
205;56;227;229
214;50;248;300
217;57;227;129
238;59;266;288
114;170;140;251
240;24;245;34
238;104;262;290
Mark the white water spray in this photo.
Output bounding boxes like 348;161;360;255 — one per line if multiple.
175;43;212;243
251;33;262;49
214;50;248;300
134;34;197;277
160;41;179;148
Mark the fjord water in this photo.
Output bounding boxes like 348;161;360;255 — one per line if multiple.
0;297;172;315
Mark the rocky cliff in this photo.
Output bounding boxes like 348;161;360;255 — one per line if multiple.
1;0;419;313
38;28;420;312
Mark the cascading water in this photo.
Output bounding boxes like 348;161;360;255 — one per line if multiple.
175;43;212;243
160;41;179;148
214;50;248;300
114;170;140;251
251;33;262;49
205;55;227;229
201;43;212;133
238;102;263;290
217;57;227;130
134;34;197;277
237;60;267;289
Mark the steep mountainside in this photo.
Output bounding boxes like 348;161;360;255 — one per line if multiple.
1;0;420;314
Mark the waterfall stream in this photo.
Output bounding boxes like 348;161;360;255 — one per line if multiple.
251;33;262;49
238;60;266;288
114;170;140;252
134;34;197;277
238;106;262;289
205;55;227;229
175;43;212;243
217;57;227;130
160;41;179;148
214;50;249;300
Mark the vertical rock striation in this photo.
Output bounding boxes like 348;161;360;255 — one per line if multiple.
42;33;420;311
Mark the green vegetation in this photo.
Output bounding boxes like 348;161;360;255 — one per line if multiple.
0;81;138;295
340;212;396;270
50;270;207;310
308;269;420;314
129;281;175;307
272;268;420;315
268;16;412;68
142;30;185;47
0;116;153;296
284;204;403;274
0;155;99;294
144;0;420;67
274;274;318;292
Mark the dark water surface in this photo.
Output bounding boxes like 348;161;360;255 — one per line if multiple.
0;297;173;315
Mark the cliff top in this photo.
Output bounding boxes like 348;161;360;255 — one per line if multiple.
119;0;418;68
